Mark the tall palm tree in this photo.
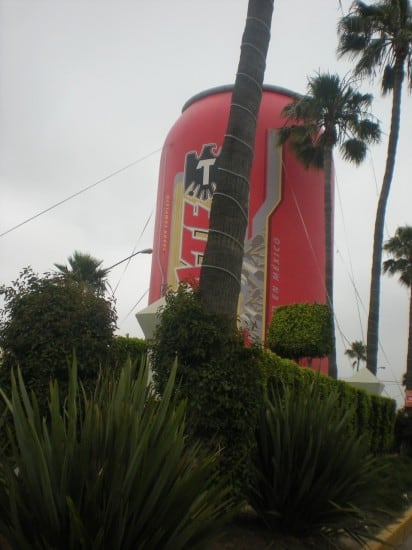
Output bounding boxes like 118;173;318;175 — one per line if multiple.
345;340;367;371
338;0;412;375
54;251;109;296
278;72;380;378
199;0;274;320
382;226;412;391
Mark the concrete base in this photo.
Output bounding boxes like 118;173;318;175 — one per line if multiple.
364;507;412;549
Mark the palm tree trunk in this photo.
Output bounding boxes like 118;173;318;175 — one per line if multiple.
199;0;274;319
366;61;404;375
324;146;337;378
406;288;412;391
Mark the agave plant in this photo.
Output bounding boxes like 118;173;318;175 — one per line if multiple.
0;360;235;549
248;378;399;545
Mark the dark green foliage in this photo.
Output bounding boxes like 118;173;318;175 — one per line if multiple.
0;360;235;549
181;343;264;496
345;340;367;371
383;225;412;390
278;73;381;169
248;378;400;543
0;401;8;455
151;283;395;509
382;222;412;288
394;408;412;456
369;393;397;453
151;283;235;394
262;349;395;455
266;303;332;361
353;387;373;451
109;335;147;368
338;1;412;92
54;250;109;296
0;268;117;410
151;282;264;495
373;454;412;525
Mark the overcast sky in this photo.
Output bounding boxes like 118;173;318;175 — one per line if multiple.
1;1;410;405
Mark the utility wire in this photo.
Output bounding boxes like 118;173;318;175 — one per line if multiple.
282;158;354;370
112;211;154;295
0;147;162;238
119;288;149;326
282;153;390;381
335;168;365;342
283;158;348;346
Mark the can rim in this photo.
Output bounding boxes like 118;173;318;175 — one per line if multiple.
182;84;302;113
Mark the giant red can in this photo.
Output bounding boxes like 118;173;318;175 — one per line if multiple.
149;85;330;348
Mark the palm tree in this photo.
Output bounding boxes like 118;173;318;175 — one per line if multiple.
278;72;380;378
382;226;412;391
345;340;367;371
338;0;412;375
54;251;109;296
199;0;274;321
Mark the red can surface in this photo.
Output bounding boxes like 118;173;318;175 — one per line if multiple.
149;85;330;361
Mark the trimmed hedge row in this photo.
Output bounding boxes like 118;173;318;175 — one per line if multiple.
261;349;396;454
150;283;396;501
109;335;148;367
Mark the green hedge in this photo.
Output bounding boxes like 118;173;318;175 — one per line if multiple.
150;283;263;497
262;349;396;454
394;409;412;455
109;335;148;368
150;282;396;500
266;303;332;360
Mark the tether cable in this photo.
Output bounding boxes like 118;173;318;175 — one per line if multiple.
0;147;162;238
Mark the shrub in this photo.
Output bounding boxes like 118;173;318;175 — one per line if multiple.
0;401;8;455
0;268;116;411
374;454;412;512
262;349;395;455
151;282;234;394
151;282;264;496
109;335;147;369
266;302;332;361
394;408;412;456
369;393;396;453
0;359;235;549
247;378;400;544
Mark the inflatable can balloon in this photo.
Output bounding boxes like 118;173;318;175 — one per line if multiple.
149;85;330;350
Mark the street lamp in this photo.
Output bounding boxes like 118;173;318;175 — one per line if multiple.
106;248;153;271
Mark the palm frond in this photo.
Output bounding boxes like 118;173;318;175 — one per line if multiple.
383;226;412;288
340;138;367;164
355;118;381;142
338;0;412;87
280;72;380;167
382;64;396;92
